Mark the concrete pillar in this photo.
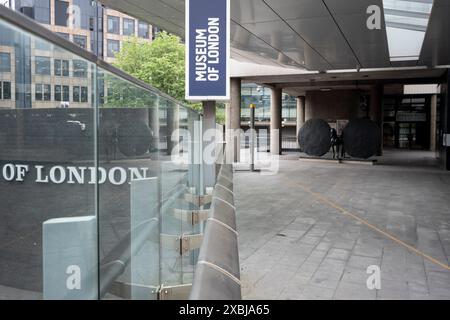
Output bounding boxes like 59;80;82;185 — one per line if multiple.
444;70;450;171
270;87;282;155
296;96;305;135
304;92;313;122
203;100;216;190
225;77;241;162
430;94;437;152
370;84;384;156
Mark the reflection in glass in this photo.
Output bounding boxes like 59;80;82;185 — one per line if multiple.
0;10;201;300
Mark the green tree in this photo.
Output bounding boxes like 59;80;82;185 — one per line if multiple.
113;31;224;124
114;32;185;101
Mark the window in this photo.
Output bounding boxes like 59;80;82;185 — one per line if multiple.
43;84;51;101
107;39;120;58
107;15;120;34
0;52;11;72
123;18;135;36
73;86;80;102
34;0;51;24
54;85;61;101
35;56;51;75
62;60;69;77
54;59;61;76
63;85;69;102
81;86;88;103
73;0;96;30
35;83;50;101
2;82;11;100
69;86;88;102
16;0;51;24
73;35;87;50
54;0;69;27
73;59;88;78
138;21;149;38
35;84;43;101
54;59;69;76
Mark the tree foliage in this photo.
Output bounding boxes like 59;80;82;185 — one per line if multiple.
113;31;224;124
114;31;185;102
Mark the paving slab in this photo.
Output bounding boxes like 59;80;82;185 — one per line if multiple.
236;152;450;300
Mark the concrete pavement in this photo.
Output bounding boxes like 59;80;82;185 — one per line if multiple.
234;150;450;300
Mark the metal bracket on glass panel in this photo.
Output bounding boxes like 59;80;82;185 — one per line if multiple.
205;187;214;195
172;208;210;225
109;281;158;300
160;233;204;255
184;193;212;206
157;283;192;300
108;282;192;300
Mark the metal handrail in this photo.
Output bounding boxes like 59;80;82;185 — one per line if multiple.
189;163;241;300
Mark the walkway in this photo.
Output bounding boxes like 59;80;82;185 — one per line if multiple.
235;150;450;299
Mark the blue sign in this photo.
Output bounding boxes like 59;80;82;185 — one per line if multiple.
186;0;230;101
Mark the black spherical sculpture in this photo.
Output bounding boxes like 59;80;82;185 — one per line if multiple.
298;119;331;157
343;118;380;159
117;120;153;157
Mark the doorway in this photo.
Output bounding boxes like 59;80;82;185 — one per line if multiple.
383;95;431;150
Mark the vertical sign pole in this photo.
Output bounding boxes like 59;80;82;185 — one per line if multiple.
250;103;255;172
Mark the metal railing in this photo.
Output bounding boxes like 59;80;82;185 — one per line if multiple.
282;136;300;150
190;163;241;300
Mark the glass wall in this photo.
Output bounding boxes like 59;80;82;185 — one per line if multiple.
0;12;202;299
241;83;297;122
383;95;431;149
